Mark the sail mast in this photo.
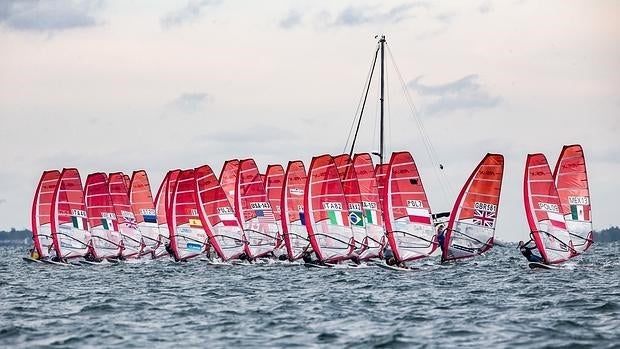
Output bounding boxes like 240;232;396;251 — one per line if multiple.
379;35;385;165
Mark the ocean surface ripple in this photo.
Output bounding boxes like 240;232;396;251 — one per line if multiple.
1;243;619;348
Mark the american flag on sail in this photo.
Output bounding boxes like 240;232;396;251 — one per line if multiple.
473;209;496;228
255;209;275;224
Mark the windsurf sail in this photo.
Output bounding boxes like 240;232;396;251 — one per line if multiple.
524;153;573;264
281;160;310;260
84;173;123;259
122;173;131;193
50;168;91;259
383;151;436;262
194;165;246;261
265;164;285;246
443;153;505;262
305;154;355;262
352;153;386;260
219;159;239;208
235;159;279;259
31;170;60;258
152;169;180;258
129;170;160;256
109;172;143;258
333;154;366;251
553;144;593;255
169;169;209;261
375;163;389;212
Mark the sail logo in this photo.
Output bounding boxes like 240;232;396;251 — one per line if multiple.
474;202;497;212
101;212;116;220
406;200;423;209
538;202;560;213
250;202;271;210
121;210;135;219
478;170;496;176
140;208;156;216
217;207;234;215
188;209;198;216
362;201;377;209
290;188;304;196
561;162;579;170
323;202;343;211
348;203;362;211
530;171;545;176
71;209;87;218
568;196;589;205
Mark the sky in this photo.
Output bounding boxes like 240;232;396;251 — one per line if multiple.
0;0;618;242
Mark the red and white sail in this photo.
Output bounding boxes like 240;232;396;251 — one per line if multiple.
31;170;60;258
168;169;209;261
383;152;436;262
50;168;91;259
333;154;366;250
122;173;131;193
375;163;389;212
553;144;593;255
443;154;504;262
524;153;573;264
219;159;239;208
194;165;246;261
152;170;180;258
281;160;310;260
109;172;143;258
352;153;386;260
85;173;123;259
235;159;279;259
265;164;285;247
305;154;355;262
129;170;160;256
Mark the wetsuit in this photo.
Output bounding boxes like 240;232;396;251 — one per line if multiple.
437;232;446;254
520;241;544;263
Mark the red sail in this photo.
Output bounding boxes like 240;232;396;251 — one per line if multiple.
50;168;90;259
265;164;285;247
85;173;123;259
523;154;572;264
333;154;366;250
194;164;246;261
281;160;310;260
122;173;131;193
219;159;239;208
553;144;593;255
129;170;160;255
168;169;208;261
352;153;386;260
383;152;436;262
443;154;504;262
333;154;351;180
305;154;355;262
152;169;180;258
109;172;143;258
375;163;389;213
31;170;60;258
235;159;279;259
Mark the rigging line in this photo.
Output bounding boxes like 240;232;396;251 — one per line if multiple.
385;57;392;157
386;44;455;206
344;42;380;156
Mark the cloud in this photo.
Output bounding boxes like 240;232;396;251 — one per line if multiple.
331;3;425;27
0;0;103;32
164;92;212;115
478;1;493;14
279;10;303;29
408;74;501;114
160;0;219;28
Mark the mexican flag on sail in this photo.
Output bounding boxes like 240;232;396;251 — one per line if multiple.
570;204;589;221
72;216;87;230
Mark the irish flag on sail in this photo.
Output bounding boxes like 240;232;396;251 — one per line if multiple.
324;202;346;226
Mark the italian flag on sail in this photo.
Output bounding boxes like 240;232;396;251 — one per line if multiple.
548;211;567;230
328;210;346;226
365;209;378;225
72;216;87;230
101;218;117;231
570;205;589;221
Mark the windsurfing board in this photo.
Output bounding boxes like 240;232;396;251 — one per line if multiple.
371;261;414;272
80;260;103;266
528;262;558;270
22;257;42;263
304;262;332;269
41;259;73;266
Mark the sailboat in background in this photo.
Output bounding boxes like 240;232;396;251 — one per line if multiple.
553;144;594;256
441;153;504;262
523;153;573;266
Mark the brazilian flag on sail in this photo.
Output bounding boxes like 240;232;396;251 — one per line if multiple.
349;211;364;227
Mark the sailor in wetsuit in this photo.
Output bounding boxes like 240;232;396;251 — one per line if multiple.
436;225;446;255
518;239;544;263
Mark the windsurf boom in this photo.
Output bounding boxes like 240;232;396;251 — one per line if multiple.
85;173;123;260
50;168;91;259
129;170;160;256
304;154;355;263
523;153;573;264
443;153;504;262
31;170;61;259
553;144;593;256
383;152;436;262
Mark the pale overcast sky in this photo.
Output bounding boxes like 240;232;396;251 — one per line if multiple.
1;0;618;241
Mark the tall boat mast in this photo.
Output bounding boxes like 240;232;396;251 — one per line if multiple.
379;35;385;165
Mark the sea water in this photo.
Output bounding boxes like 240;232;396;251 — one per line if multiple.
1;243;618;348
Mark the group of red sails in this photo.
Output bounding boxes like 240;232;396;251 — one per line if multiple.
26;145;592;269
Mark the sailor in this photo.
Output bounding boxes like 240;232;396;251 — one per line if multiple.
29;248;40;260
436;225;446;254
518;239;544;263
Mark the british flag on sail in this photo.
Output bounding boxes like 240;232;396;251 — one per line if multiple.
473;209;495;228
